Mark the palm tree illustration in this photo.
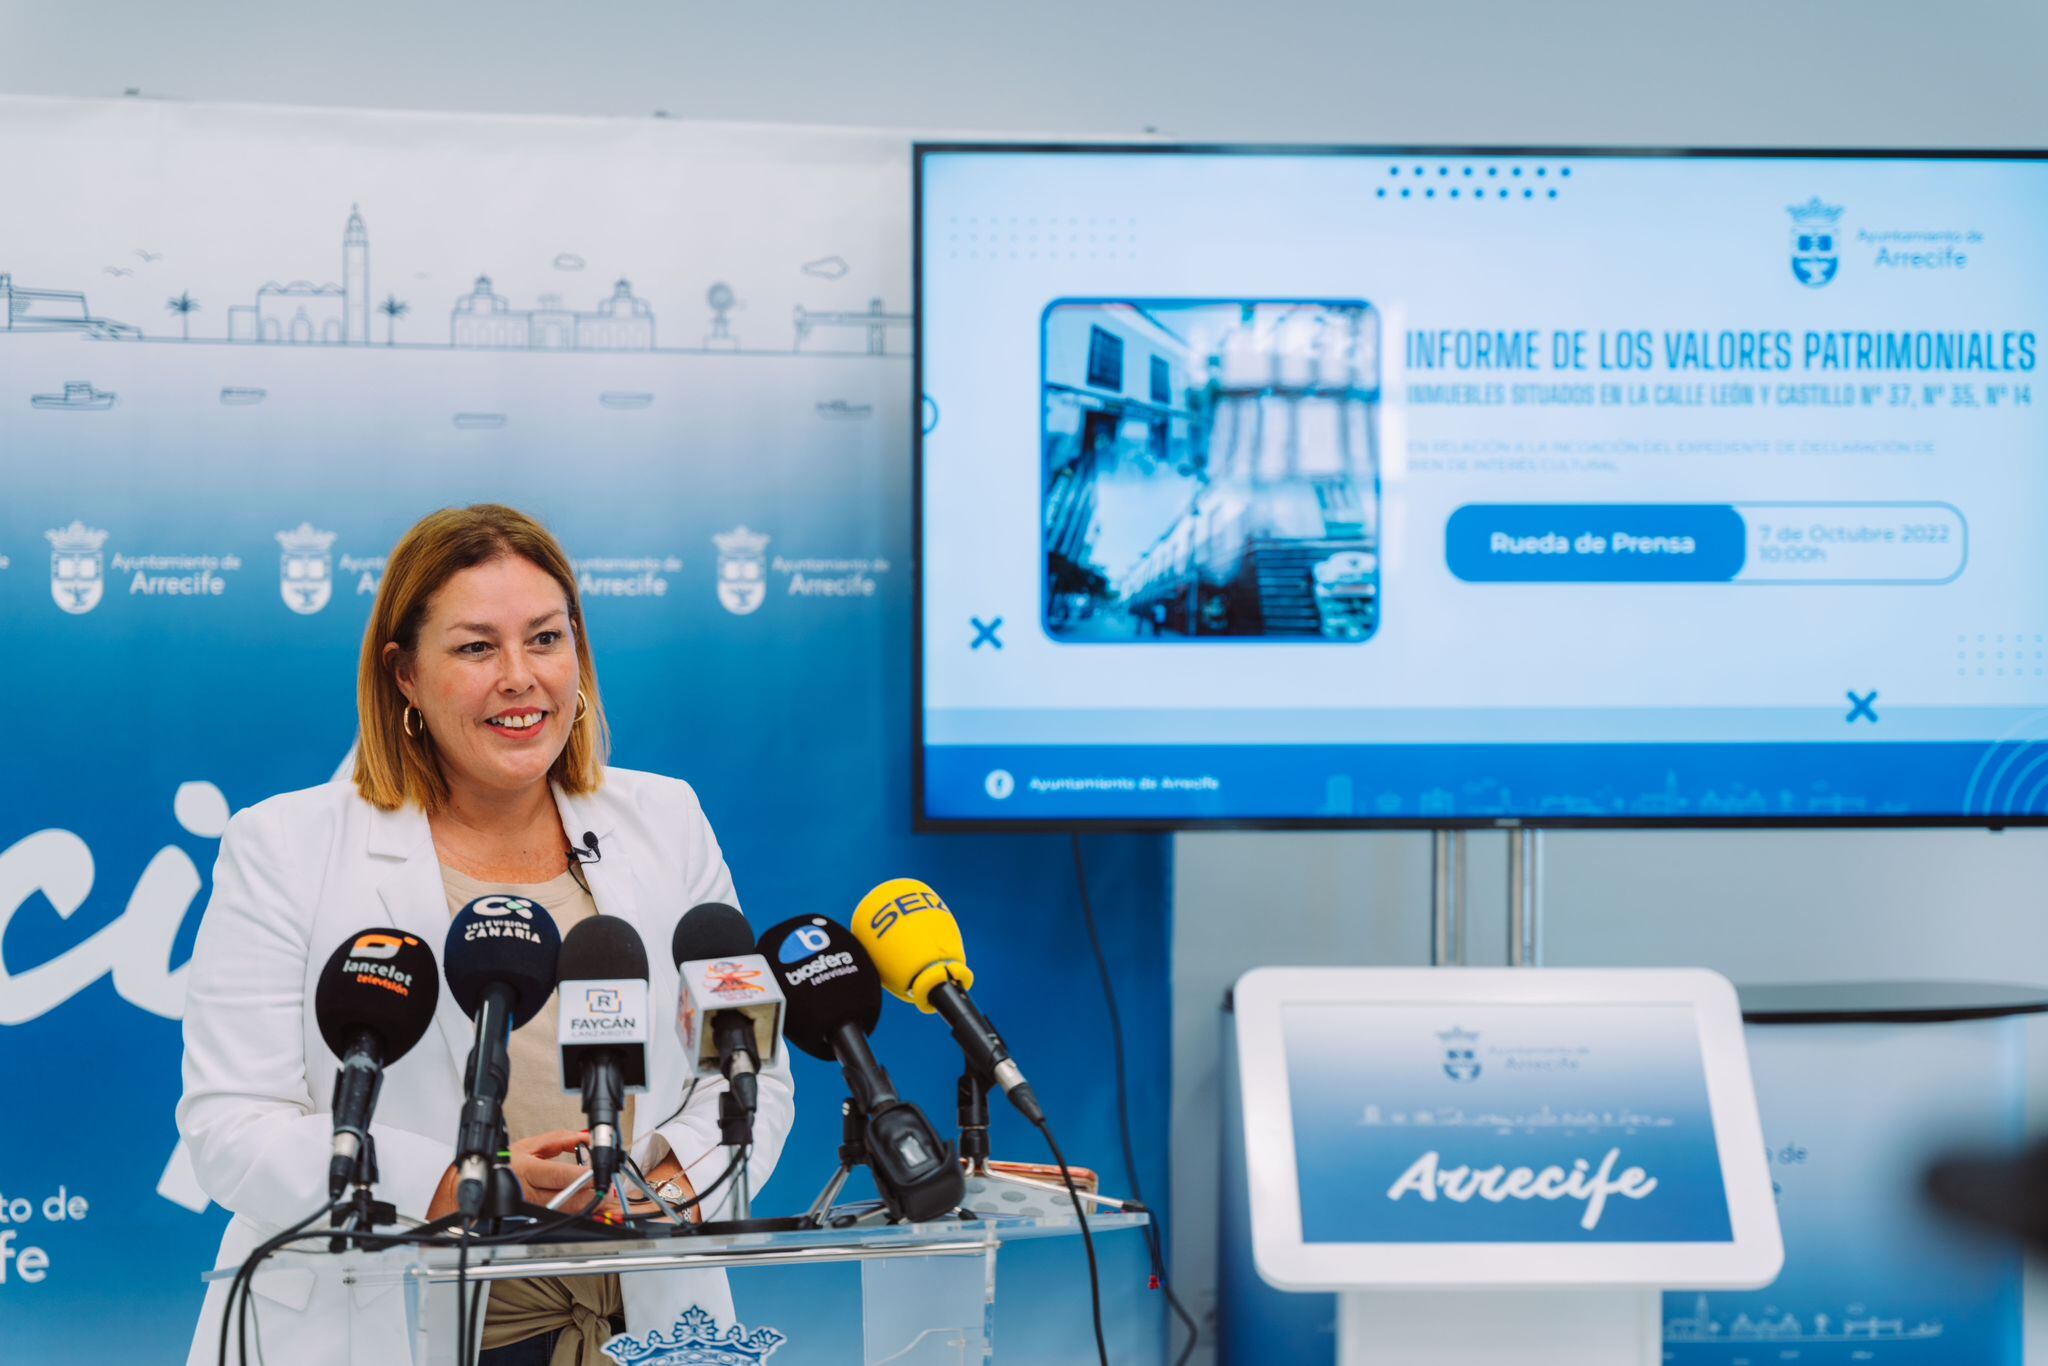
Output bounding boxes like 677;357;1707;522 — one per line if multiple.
379;294;410;345
166;291;199;340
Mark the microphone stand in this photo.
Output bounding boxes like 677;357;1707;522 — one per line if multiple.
327;1135;399;1252
802;1096;872;1227
471;1117;529;1234
955;1068;1140;1214
718;1089;755;1219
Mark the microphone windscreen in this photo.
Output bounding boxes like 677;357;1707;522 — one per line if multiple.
851;878;973;1011
444;894;561;1028
1925;1144;2048;1248
314;928;441;1062
673;901;755;967
756;915;882;1062
560;914;649;982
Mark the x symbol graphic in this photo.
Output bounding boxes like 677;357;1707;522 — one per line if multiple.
1845;690;1878;724
970;616;1004;650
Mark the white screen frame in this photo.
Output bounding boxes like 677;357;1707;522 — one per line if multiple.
1233;966;1783;1290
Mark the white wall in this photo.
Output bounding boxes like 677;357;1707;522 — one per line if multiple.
9;3;2048;1359
3;0;2044;146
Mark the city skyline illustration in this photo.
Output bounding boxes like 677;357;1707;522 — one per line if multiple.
4;204;908;358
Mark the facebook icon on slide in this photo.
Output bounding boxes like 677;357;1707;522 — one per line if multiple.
1283;1003;1735;1243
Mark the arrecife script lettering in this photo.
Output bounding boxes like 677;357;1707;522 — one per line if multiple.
1385;1146;1658;1231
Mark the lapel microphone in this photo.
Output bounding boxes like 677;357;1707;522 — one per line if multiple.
565;831;602;894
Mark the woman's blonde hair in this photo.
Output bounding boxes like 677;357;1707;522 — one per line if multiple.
354;504;609;812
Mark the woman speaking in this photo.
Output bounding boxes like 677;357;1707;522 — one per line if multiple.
178;505;793;1366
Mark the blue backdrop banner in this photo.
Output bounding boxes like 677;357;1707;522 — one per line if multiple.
0;94;1169;1363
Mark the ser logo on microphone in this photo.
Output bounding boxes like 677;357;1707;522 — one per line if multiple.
864;888;949;938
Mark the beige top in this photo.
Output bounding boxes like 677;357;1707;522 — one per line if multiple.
439;864;634;1147
442;864;631;1364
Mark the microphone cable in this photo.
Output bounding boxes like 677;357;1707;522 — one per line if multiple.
220;1180;625;1366
221;1195;347;1366
456;1214;478;1366
1032;1112;1110;1366
620;1148;747;1227
1072;832;1200;1366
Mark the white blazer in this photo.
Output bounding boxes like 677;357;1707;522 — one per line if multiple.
178;768;795;1366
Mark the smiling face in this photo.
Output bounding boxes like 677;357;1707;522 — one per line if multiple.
386;555;580;803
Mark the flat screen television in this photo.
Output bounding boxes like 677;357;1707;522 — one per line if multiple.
914;145;2048;828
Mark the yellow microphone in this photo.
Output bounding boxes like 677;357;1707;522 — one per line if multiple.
853;878;1044;1123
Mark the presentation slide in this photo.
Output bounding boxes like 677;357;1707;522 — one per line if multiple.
1281;1001;1733;1244
918;149;2048;823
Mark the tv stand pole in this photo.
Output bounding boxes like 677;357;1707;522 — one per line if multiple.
1430;830;1467;966
1507;828;1545;966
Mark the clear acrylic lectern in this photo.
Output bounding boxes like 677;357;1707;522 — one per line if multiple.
211;1210;1146;1365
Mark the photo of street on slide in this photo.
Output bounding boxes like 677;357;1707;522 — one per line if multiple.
1040;300;1381;643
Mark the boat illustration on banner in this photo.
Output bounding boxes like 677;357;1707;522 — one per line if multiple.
452;412;507;429
599;391;654;409
31;381;116;410
219;387;267;405
815;399;873;420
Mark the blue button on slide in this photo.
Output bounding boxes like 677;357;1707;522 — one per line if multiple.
1446;504;1747;582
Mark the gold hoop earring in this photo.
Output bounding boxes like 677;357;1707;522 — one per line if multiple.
403;705;424;739
572;690;589;725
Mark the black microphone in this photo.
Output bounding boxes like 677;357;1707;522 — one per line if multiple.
443;894;561;1218
556;916;650;1194
567;831;602;865
757;915;964;1223
314;929;440;1198
1926;1140;2048;1249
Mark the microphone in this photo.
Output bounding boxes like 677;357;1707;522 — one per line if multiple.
314;929;440;1198
556;916;650;1195
672;903;786;1141
443;894;561;1218
851;879;1044;1124
758;915;963;1223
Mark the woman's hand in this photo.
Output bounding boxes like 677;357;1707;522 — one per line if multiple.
508;1129;595;1209
423;1129;593;1221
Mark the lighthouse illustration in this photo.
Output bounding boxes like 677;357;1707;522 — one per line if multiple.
226;205;372;344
